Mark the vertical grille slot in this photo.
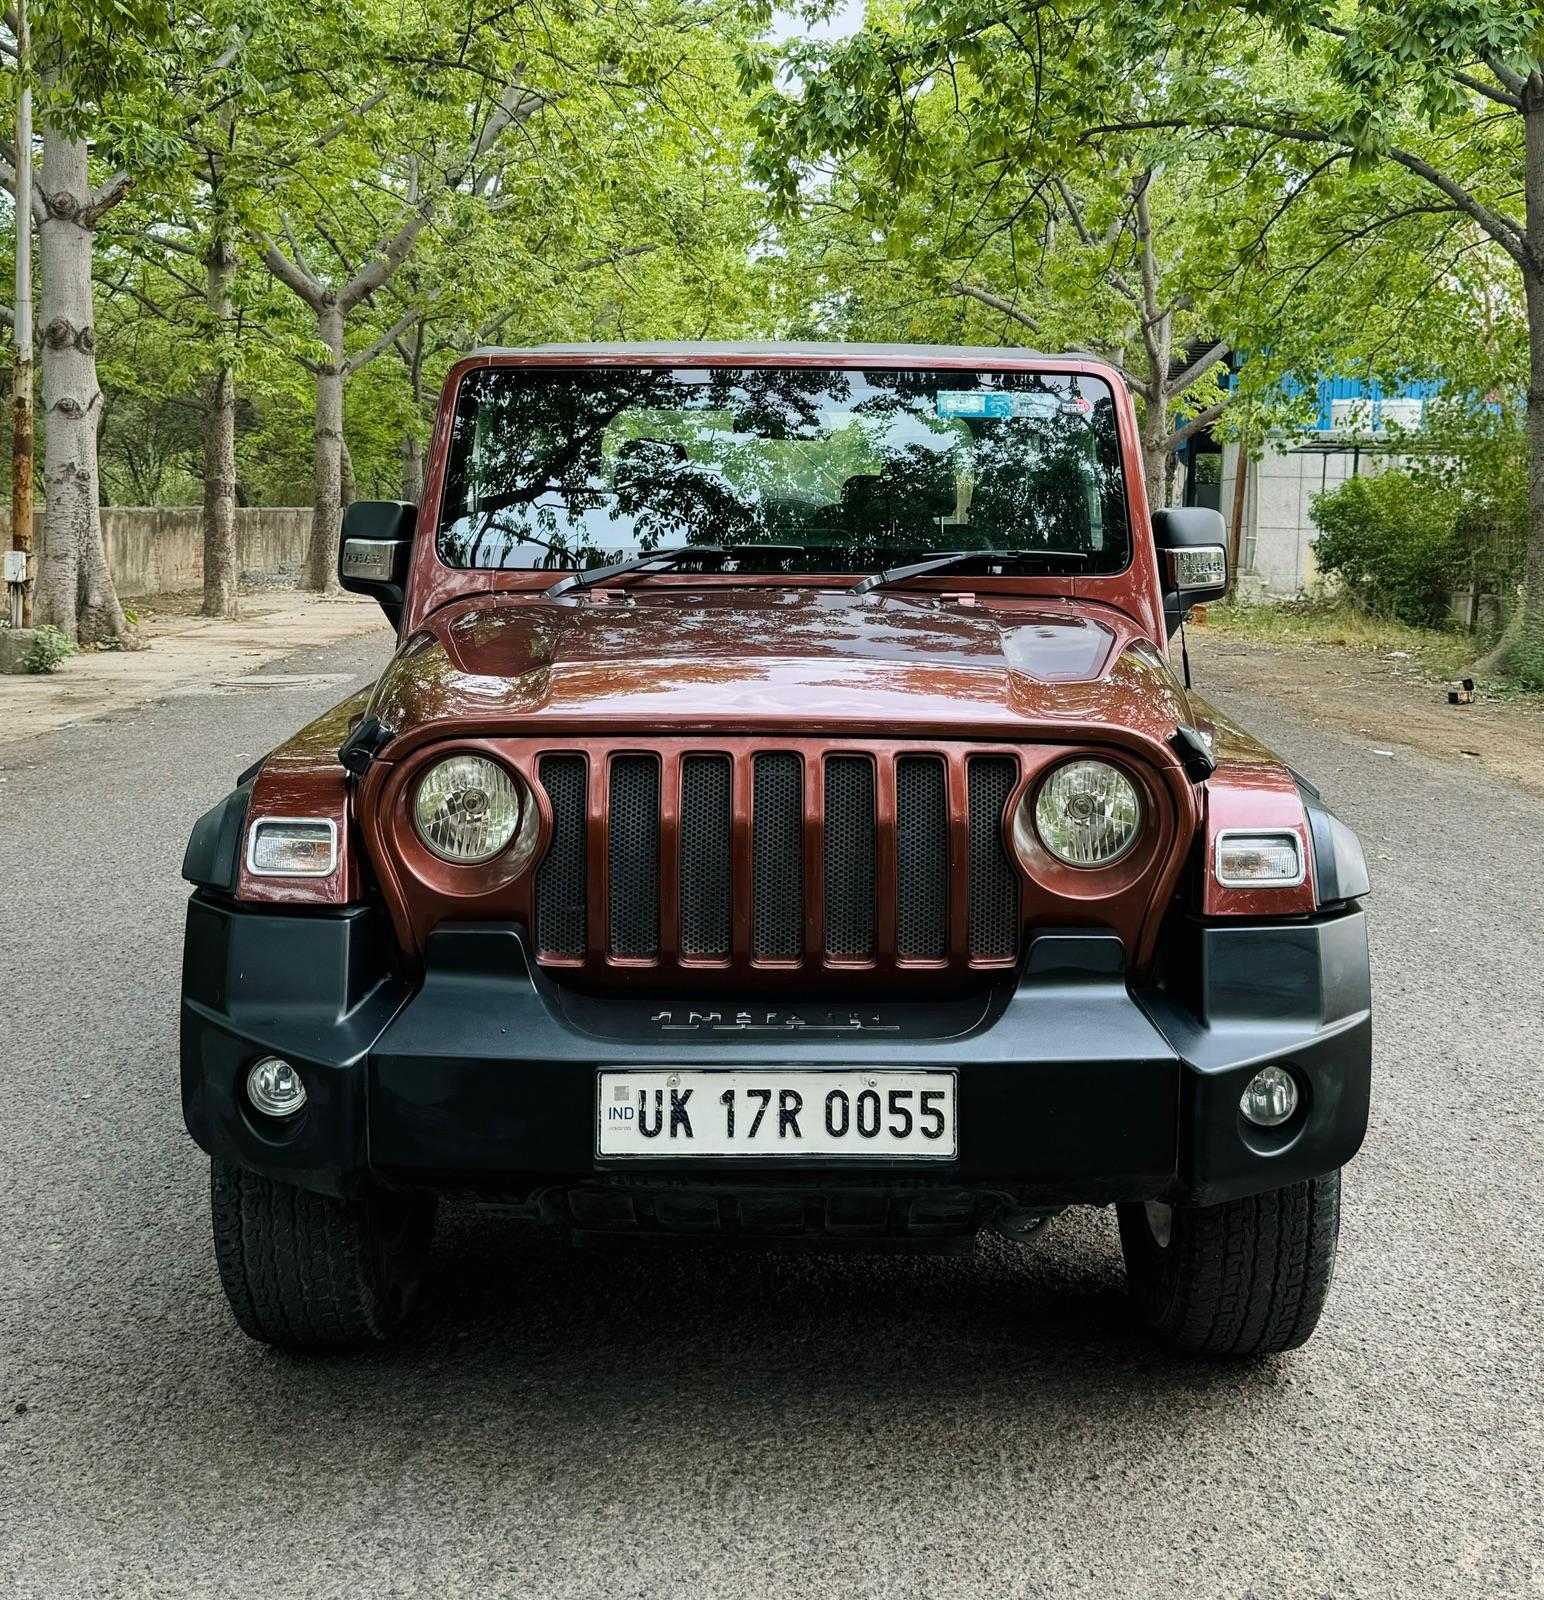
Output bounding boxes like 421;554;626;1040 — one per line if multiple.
896;756;949;959
534;753;588;957
823;756;875;959
607;755;660;956
752;753;803;959
679;755;732;958
967;756;1019;960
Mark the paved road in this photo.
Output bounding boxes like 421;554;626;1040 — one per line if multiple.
1;628;1539;1599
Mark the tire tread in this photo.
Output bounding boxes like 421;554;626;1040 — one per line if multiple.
210;1160;429;1349
1119;1171;1341;1357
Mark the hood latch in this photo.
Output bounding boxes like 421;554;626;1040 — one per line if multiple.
1169;723;1216;783
338;715;395;777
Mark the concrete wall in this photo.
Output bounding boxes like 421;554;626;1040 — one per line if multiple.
0;507;311;598
1217;441;1406;597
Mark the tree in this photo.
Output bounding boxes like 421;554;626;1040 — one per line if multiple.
0;1;175;643
248;0;769;590
755;1;1543;679
1155;1;1544;678
749;6;1508;521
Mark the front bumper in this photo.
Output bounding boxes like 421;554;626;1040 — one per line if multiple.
180;894;1371;1213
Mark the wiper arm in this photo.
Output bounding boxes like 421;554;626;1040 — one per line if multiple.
545;544;726;599
850;548;1090;597
545;543;816;599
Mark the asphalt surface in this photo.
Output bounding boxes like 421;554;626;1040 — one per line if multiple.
1;625;1540;1599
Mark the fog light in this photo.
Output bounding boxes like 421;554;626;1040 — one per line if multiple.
1240;1065;1298;1128
247;1057;307;1118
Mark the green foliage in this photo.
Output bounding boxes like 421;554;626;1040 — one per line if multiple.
25;626;78;674
1309;471;1463;626
63;0;775;515
1410;397;1530;602
746;1;1526;496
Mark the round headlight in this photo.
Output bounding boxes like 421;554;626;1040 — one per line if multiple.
413;754;523;863
1030;758;1142;867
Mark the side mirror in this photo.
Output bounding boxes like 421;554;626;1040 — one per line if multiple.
1152;506;1228;636
338;501;416;627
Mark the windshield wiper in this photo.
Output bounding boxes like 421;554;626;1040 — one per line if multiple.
849;548;1090;597
545;543;818;599
545;545;727;599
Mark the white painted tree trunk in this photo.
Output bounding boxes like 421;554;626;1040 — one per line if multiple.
35;126;133;644
340;436;357;511
304;300;345;592
400;433;424;502
201;225;240;618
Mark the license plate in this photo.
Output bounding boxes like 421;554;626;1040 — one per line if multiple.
596;1070;958;1160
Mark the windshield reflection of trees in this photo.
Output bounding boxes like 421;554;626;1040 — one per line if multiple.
437;368;1130;574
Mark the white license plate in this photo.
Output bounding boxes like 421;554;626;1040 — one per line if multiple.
596;1070;957;1160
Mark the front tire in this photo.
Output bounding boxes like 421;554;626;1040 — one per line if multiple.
210;1159;436;1350
1117;1170;1341;1357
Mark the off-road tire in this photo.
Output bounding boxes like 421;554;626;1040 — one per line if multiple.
1117;1170;1341;1357
210;1158;436;1349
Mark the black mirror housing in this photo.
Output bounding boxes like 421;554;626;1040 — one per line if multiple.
338;501;416;627
1152;506;1229;635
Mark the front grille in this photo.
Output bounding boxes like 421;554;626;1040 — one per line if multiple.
824;756;876;958
679;755;732;958
753;753;804;959
896;756;949;959
534;753;588;957
532;743;1021;971
968;757;1019;959
608;756;659;956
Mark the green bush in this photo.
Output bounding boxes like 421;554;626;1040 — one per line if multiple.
25;625;78;674
1309;470;1463;626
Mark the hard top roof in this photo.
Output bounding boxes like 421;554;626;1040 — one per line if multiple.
463;340;1075;363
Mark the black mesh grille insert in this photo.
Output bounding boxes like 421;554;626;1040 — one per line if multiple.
753;753;803;959
608;755;660;957
679;755;732;958
823;756;876;958
895;756;949;959
535;754;588;956
968;757;1019;959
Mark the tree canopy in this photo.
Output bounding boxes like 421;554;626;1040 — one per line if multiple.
3;0;1539;675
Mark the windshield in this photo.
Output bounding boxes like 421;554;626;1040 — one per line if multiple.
436;365;1132;576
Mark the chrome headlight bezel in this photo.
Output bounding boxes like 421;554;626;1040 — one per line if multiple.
1021;757;1144;869
411;753;530;865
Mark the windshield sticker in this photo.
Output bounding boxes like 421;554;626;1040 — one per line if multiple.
936;391;1065;420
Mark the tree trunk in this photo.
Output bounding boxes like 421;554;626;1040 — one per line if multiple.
201;226;239;618
1141;346;1173;513
339;436;357;511
304;299;345;592
35;126;134;645
400;432;424;502
1479;265;1544;684
1475;95;1544;687
1142;441;1169;514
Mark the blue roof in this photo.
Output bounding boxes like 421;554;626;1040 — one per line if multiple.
1277;374;1445;432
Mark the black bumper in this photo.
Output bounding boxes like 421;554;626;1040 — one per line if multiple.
180;895;1371;1211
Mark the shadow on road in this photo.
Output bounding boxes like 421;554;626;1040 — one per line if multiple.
141;1202;1288;1504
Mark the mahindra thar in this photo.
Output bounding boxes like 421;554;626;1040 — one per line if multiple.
181;343;1371;1356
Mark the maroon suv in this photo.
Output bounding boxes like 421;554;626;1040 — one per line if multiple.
181;343;1371;1355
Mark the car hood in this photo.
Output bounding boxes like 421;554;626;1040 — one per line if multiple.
367;589;1193;761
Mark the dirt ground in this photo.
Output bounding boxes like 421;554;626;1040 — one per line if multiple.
1188;620;1544;798
0;588;390;750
